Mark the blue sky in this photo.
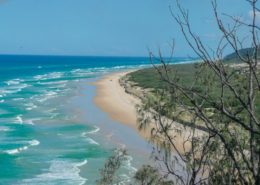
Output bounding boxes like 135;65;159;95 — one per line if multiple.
0;0;257;57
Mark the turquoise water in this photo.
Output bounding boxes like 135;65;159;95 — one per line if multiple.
0;55;191;184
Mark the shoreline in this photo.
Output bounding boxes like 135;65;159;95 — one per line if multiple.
93;70;150;140
94;69;206;152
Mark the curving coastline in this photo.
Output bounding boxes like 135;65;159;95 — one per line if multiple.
94;70;205;152
93;70;150;138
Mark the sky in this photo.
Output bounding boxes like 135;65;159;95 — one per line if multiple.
0;0;258;57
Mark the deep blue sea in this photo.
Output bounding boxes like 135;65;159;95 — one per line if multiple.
0;55;191;185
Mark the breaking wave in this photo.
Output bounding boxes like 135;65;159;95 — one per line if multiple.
21;159;87;185
4;139;40;155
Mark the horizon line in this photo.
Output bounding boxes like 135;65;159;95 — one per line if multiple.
0;53;197;59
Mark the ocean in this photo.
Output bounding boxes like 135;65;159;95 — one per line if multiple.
0;55;191;185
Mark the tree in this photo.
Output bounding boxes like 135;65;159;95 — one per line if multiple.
97;150;174;185
136;0;260;184
134;165;174;185
98;0;260;184
96;149;128;185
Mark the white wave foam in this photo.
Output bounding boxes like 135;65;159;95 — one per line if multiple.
21;159;87;185
36;91;58;103
81;126;100;137
80;132;86;137
71;69;81;73
0;90;8;97
28;139;40;146
0;126;12;132
13;98;25;101
24;118;41;125
88;126;100;134
5;149;19;155
117;155;138;185
107;64;150;71
123;155;138;173
69;64;151;80
13;115;39;125
4;139;40;155
0;100;4;103
25;103;38;111
34;74;48;80
37;80;68;86
5;78;24;86
0;83;30;97
34;72;64;81
70;68;99;78
8;83;29;91
85;137;99;145
4;146;29;155
46;91;58;96
15;115;23;124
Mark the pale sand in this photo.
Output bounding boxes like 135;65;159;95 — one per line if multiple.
94;70;205;151
93;70;149;139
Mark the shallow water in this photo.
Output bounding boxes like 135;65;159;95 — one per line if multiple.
0;55;191;184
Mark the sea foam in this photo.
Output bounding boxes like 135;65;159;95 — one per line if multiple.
36;91;58;103
21;159;87;185
25;103;38;111
81;126;100;137
118;155;138;185
85;138;99;145
28;139;40;146
4;139;40;155
25;118;41;125
13;116;40;125
4;146;29;155
5;78;24;86
0;83;30;98
34;72;64;81
87;126;100;134
15;115;23;124
0;126;12;132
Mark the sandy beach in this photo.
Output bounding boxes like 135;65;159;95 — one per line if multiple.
94;70;205;152
93;70;149;138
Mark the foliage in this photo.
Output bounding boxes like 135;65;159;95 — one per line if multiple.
130;0;260;184
96;149;128;185
99;0;260;184
128;63;196;92
134;165;174;185
97;151;174;185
